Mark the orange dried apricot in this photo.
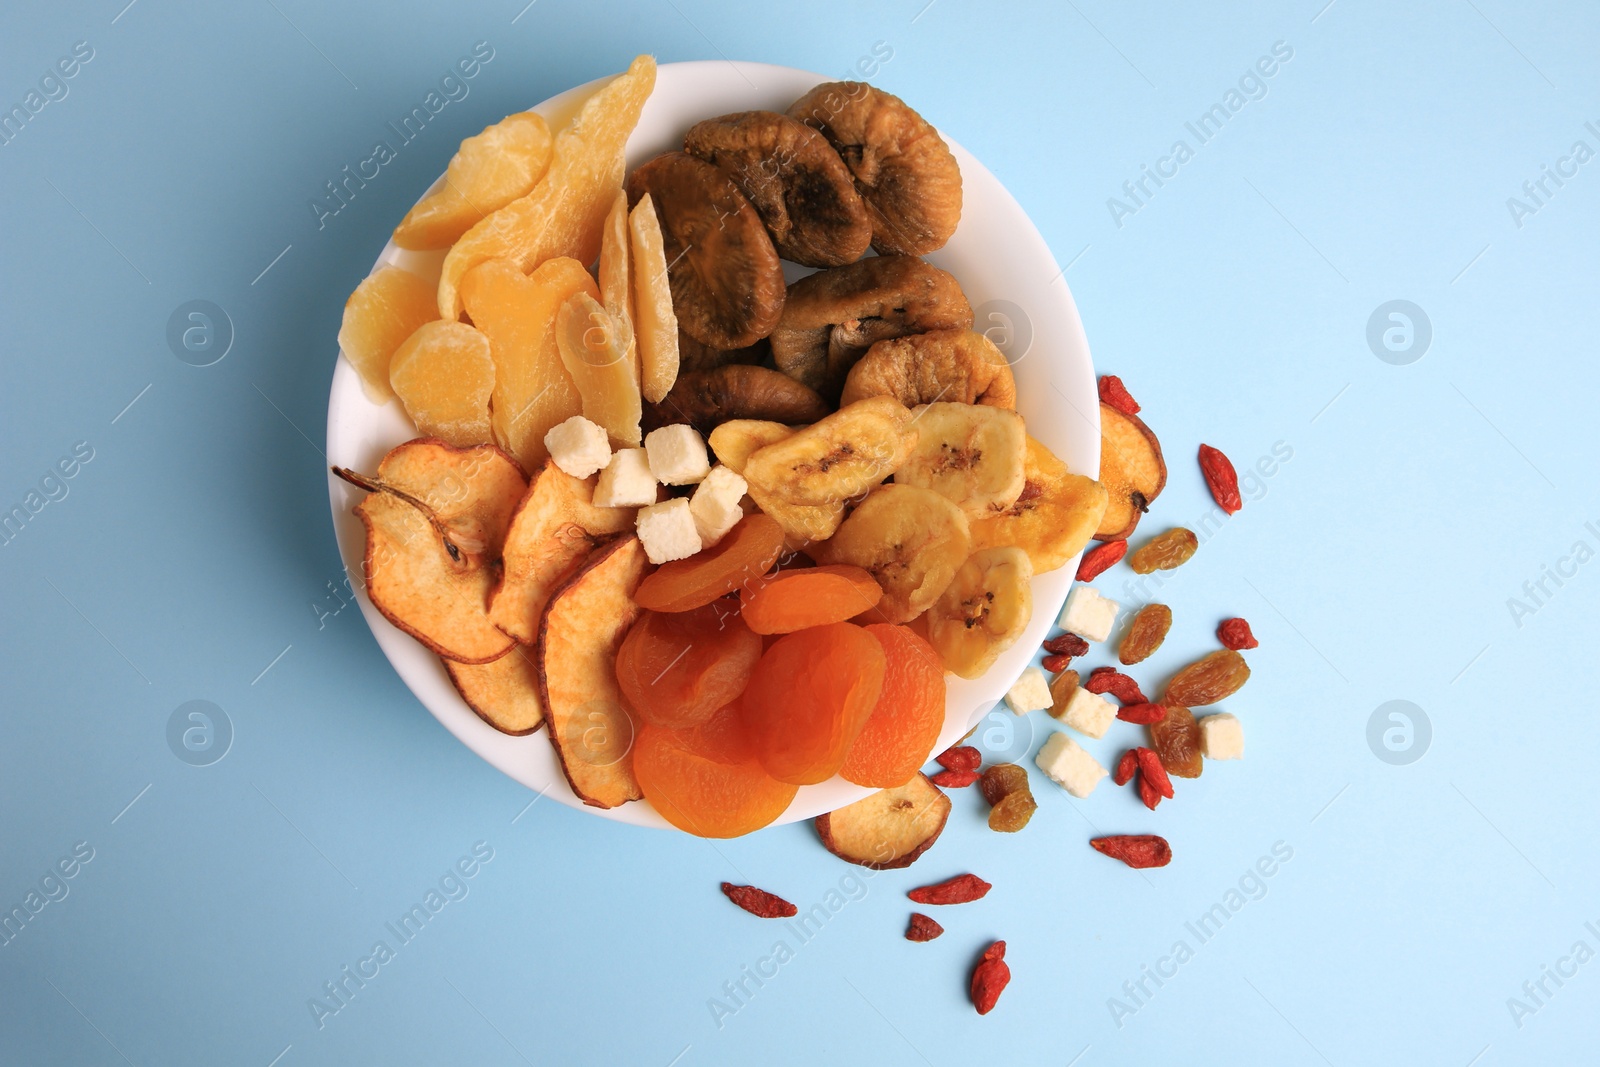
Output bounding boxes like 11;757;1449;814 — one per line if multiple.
839;624;946;788
740;564;883;635
634;719;797;838
668;700;755;764
633;514;786;612
742;622;886;785
615;604;761;729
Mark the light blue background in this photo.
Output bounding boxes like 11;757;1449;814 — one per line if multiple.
3;2;1597;1064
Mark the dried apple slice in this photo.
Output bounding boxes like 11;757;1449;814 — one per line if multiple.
815;773;951;869
1096;402;1166;541
970;435;1108;573
393;111;554;250
536;536;652;808
445;645;544;734
629;192;679;403
556;291;642;447
336;439;527;664
488;460;634;644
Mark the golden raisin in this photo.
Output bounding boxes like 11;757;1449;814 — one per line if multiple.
988;790;1037;832
979;763;1028;806
1148;703;1203;778
1046;669;1080;719
1119;604;1172;665
1129;527;1198;574
1165;649;1250;706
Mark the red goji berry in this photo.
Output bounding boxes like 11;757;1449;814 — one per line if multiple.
970;940;1011;1015
1098;375;1141;415
1117;703;1167;725
1217;617;1259;650
1042;633;1090;657
935;745;981;772
1076;539;1128;582
906;912;945;941
1041;653;1073;674
1135;747;1174;799
1084;666;1149;705
930;768;981;789
1090;834;1173;869
1137;775;1161;811
1199;444;1242;514
721;882;797;918
1113;749;1139;787
908;873;992;905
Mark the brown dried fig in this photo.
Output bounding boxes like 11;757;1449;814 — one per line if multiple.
684;111;872;268
768;254;972;398
626;152;785;349
840;327;1016;409
788;82;962;256
643;364;830;434
675;329;769;374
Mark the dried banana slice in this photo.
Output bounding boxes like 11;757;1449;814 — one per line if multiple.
927;546;1034;679
820;484;969;623
708;419;843;543
970;436;1107;574
742;396;917;507
893;402;1026;517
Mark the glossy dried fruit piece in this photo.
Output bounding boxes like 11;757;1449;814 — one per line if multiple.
839;624;946;788
721;882;798;917
1129;528;1198;575
1165;649;1250;707
1041;653;1073;674
394;111;553;250
1217;617;1259;650
1112;749;1138;786
905;912;944;942
556;290;641;447
1075;539;1127;582
1148;703;1203;779
1136;747;1174;799
1084;667;1148;706
979;763;1029;806
1090;835;1172;869
1119;603;1172;665
1046;670;1080;720
1097;375;1140;415
616;605;762;729
1117;703;1167;725
1138;775;1161;810
389;321;496;446
633;514;786;612
741;564;882;634
1043;633;1090;658
930;768;980;788
988;790;1037;832
936;745;981;772
638;715;796;838
970;940;1010;1015
742;622;887;784
907;873;991;905
1199;443;1242;514
339;267;438;403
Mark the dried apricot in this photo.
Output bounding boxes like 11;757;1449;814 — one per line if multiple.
742;622;886;784
388;320;495;446
1128;527;1198;574
1118;604;1172;665
1165;649;1250;707
669;700;756;764
634;720;797;838
338;267;439;403
616;604;761;729
839;624;946;788
741;564;883;635
1148;703;1203;778
633;514;786;612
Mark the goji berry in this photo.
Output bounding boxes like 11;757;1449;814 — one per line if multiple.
1075;539;1127;582
1113;749;1139;787
930;768;981;789
970;940;1011;1015
1135;747;1174;799
1041;653;1073;674
1117;703;1167;725
908;873;992;905
1098;375;1141;415
935;745;981;772
1042;633;1090;657
906;912;944;942
1198;444;1242;514
720;882;797;918
1217;617;1259;650
1084;666;1148;705
1137;775;1161;811
1090;834;1172;869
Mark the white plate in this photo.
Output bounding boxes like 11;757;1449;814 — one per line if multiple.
326;60;1099;828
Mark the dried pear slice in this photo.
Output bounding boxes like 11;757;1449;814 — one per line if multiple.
815;773;951;869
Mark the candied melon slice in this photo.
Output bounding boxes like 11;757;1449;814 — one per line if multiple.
389;320;496;446
460;256;594;469
338;267;438;403
555;291;642;447
394;112;554;251
629;192;679;403
597;189;639;377
437;55;657;319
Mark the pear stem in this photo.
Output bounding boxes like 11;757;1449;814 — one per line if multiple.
331;466;465;562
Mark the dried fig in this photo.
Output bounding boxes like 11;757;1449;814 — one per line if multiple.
684;111;872;268
788;82;962;256
644;364;829;434
675;328;769;374
841;328;1016;409
768;254;972;398
626;152;785;349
